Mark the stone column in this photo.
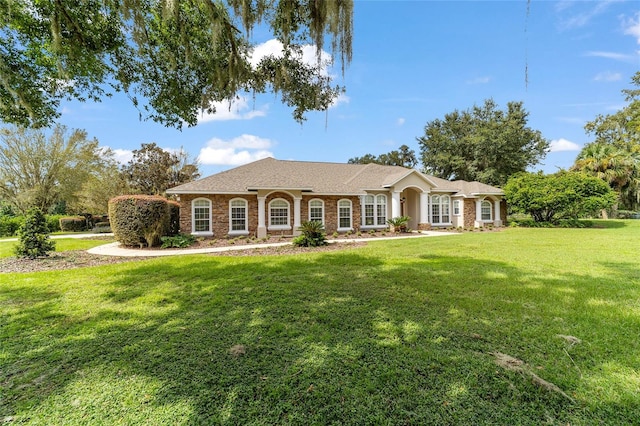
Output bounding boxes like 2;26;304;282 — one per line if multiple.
494;199;502;227
475;199;483;228
391;191;401;218
293;197;302;236
419;192;429;230
257;196;266;238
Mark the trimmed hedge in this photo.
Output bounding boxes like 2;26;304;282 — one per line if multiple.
59;216;87;232
0;216;25;237
109;195;178;247
168;200;180;236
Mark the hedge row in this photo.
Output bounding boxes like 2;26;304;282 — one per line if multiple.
0;214;66;237
108;195;179;247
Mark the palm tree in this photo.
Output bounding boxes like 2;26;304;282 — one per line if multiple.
572;142;640;216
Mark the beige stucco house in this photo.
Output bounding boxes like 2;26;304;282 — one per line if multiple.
166;157;506;238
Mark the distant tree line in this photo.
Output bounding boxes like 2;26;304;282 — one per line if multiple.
0;125;200;216
351;73;640;218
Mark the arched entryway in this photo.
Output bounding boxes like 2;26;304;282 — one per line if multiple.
401;187;422;231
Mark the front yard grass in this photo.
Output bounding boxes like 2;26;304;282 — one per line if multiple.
1;221;639;424
0;237;113;258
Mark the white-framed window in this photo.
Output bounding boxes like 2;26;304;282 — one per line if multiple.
192;198;212;235
308;199;324;224
338;199;352;230
229;198;248;234
453;200;461;216
269;198;290;229
363;194;388;227
481;200;492;221
431;195;451;224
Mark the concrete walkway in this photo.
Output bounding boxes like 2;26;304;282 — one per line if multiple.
88;231;459;257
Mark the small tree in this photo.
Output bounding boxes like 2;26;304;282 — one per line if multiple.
293;221;328;247
14;208;56;258
504;171;616;222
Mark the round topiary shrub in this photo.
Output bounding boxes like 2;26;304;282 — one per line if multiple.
108;195;173;247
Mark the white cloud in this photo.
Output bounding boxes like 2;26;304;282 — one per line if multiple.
329;93;350;109
466;76;491;85
585;51;635;62
109;148;134;164
549;138;581;152
198;134;274;166
249;39;332;76
623;12;640;44
197;96;268;123
594;71;622;81
557;0;618;30
397;118;406;126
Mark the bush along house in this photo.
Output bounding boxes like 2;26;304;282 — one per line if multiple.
166;157;506;238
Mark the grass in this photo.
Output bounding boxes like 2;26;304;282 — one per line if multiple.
0;238;113;258
1;221;639;424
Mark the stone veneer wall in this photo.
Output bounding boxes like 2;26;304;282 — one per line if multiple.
461;198;508;228
178;193;363;237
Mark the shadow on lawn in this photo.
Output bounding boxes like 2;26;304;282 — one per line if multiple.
2;248;640;424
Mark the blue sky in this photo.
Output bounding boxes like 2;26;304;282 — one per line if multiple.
58;0;640;178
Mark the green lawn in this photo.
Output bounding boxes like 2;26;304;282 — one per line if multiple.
0;238;113;258
1;222;639;424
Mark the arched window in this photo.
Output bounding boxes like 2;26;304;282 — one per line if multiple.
229;198;248;234
192;198;212;235
376;194;387;226
431;195;451;224
363;194;388;227
481;200;492;221
308;199;324;224
431;195;440;224
338;199;352;230
269;198;290;229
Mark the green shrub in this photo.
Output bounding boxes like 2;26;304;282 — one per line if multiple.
109;195;172;247
167;200;180;236
45;215;63;233
14;208;55;258
293;220;328;247
160;233;196;248
387;216;410;233
0;215;24;237
59;216;87;232
92;222;112;233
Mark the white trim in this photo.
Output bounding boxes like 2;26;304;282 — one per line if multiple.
453;199;461;216
191;197;213;236
228;198;249;234
308;198;325;224
337;199;353;231
268;198;290;230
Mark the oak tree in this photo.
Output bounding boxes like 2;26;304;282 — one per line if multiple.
0;0;353;128
417;99;549;186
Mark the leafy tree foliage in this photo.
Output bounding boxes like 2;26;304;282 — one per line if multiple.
417;99;549;186
0;125;116;214
575;72;640;210
348;144;418;168
0;0;353;128
122;142;200;195
504;171;616;222
14;208;56;259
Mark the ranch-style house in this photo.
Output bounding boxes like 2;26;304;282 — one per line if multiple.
166;157;506;238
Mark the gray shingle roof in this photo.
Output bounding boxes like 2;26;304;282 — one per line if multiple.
167;157;503;196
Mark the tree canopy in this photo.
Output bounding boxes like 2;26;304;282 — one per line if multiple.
573;72;640;211
504;171;616;222
0;125;114;214
122;142;200;195
348;144;418;168
0;0;353;128
417;99;549;187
